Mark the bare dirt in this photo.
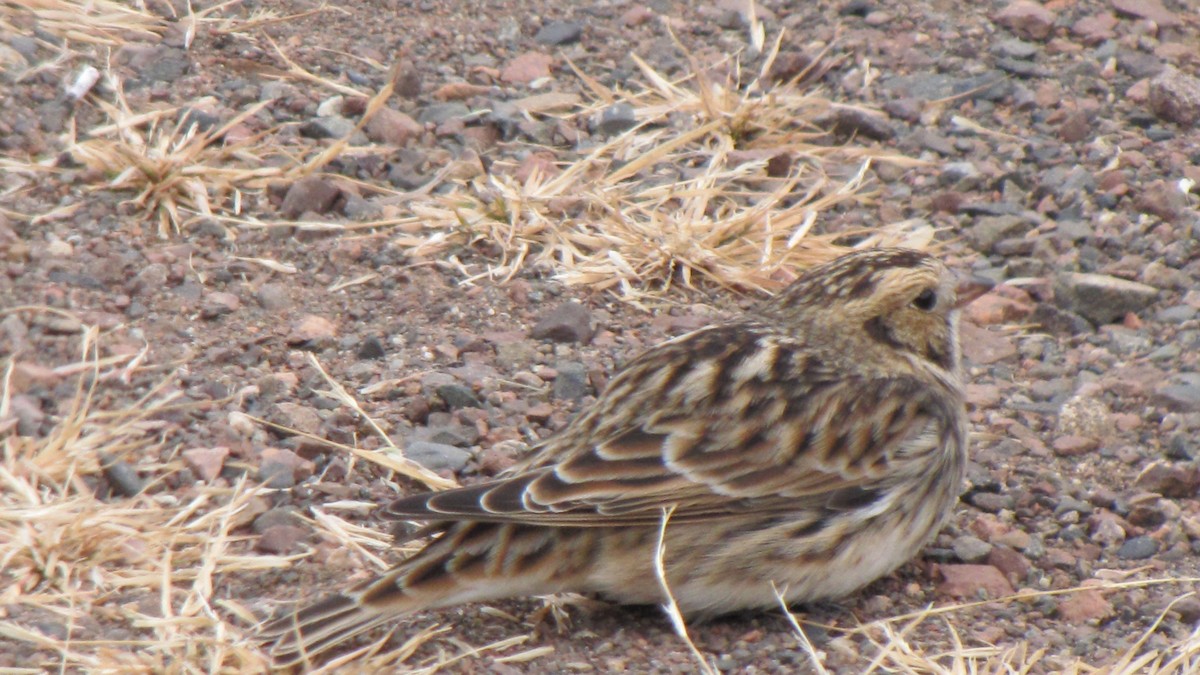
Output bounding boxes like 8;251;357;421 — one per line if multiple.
3;0;1200;672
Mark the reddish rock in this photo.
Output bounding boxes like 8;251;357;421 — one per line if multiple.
959;322;1018;364
1126;78;1151;103
1058;588;1115;623
1071;14;1118;44
1042;547;1077;569
1135;461;1200;498
257;525;308;554
987;545;1032;583
1003;421;1051;457
501;52;554;85
289;314;337;344
201;291;241;319
365;107;423;145
966;383;1002;409
1058;110;1090;142
271;402;323;436
280;177;341;218
259;446;315;488
937;564;1015;598
1111;0;1181;27
621;5;655;26
515;152;560;183
1150;67;1200;127
182;446;229;482
1052;435;1099;456
964;290;1035;325
433;82;491;101
993;1;1057;41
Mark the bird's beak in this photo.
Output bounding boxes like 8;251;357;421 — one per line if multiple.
954;273;994;308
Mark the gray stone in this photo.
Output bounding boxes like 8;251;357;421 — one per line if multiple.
1166;433;1196;461
280;177;341;219
495;340;539;369
1150;66;1200;127
531;302;596;343
133;46;190;83
252;507;300;534
1153;373;1200;412
1032;304;1093;335
437;383;482;409
535;21;583;45
1117;49;1164;79
1053;273;1158;325
1116;536;1159;560
970;492;1013;512
1055;219;1092;241
996;57;1048;78
1156;305;1197;323
417;102;470;125
256;283;291;311
596;102;638;136
404;441;472;473
552;361;590;401
953;536;993;563
940;162;982;187
1148;343;1182;362
966;215;1031;252
884;70;1011;102
993;38;1039;60
300;116;359;140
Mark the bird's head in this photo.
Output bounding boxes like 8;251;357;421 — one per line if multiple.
764;248;992;372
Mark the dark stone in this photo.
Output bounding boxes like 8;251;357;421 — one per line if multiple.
531;302;596;343
437;383;482;409
1115;536;1159;560
535;21;583;45
358;335;387;360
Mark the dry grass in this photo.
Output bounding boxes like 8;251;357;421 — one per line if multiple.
0;314;537;672
0;315;276;672
7;0;931;301
782;580;1200;674
408;39;933;304
7;1;1200;673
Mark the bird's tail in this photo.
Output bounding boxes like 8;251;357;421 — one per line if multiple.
259;588;399;667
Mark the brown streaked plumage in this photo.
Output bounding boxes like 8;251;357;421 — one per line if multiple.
259;247;992;666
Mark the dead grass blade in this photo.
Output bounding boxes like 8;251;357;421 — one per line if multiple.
301;353;458;491
1;0;165;48
386;36;930;304
654;507;717;675
0;313;291;672
782;577;1200;674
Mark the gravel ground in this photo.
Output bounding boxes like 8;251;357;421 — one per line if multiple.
3;0;1200;671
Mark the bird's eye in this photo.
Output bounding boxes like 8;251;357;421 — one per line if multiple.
912;289;937;311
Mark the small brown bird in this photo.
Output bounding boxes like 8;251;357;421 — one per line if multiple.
260;247;991;666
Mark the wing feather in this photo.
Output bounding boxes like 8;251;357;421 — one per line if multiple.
384;325;958;527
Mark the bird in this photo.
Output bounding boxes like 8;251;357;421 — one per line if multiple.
259;247;992;666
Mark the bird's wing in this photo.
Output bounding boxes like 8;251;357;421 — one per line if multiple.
385;325;959;526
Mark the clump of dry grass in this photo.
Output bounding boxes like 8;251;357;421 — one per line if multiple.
12;0;935;299
0;313;555;671
0;317;281;671
68;91;282;236
0;0;165;49
776;580;1200;674
408;38;932;304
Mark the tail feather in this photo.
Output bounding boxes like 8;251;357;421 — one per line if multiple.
260;592;395;667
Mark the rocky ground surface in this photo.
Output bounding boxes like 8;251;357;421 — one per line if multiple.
3;0;1200;671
